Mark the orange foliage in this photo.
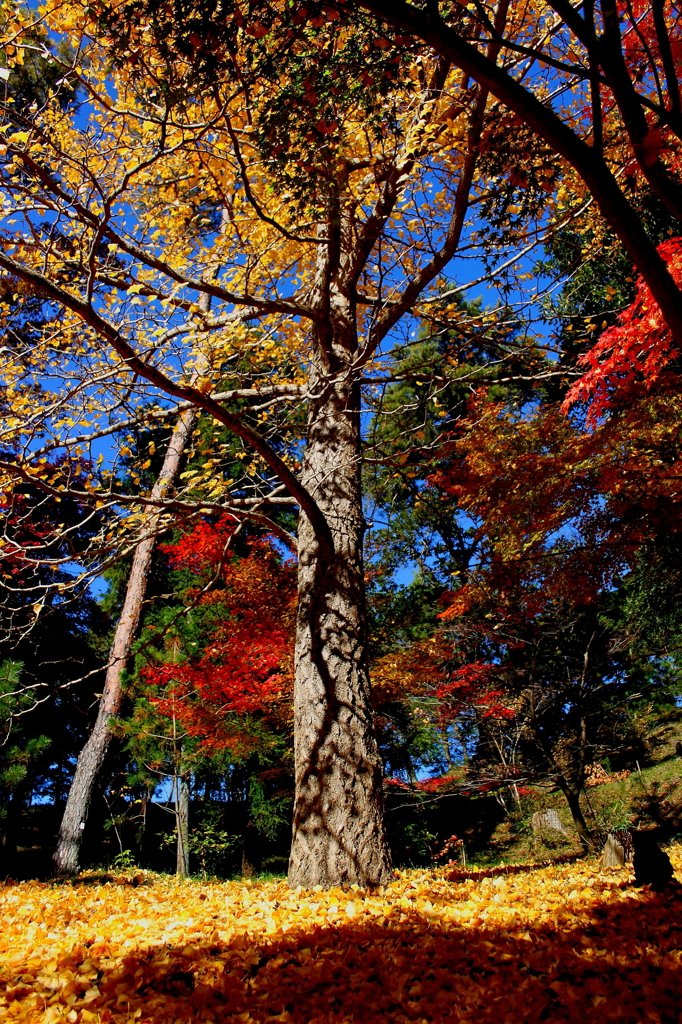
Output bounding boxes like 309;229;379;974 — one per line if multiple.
370;639;448;707
371;635;514;726
431;391;682;616
585;764;631;787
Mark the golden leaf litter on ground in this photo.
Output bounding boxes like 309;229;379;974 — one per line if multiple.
1;848;682;1023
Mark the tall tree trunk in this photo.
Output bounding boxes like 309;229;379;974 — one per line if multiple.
175;769;190;878
288;377;393;888
52;407;197;874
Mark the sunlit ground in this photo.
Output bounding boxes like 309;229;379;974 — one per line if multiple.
1;848;681;1023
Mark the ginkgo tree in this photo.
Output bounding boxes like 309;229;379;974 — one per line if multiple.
0;0;568;886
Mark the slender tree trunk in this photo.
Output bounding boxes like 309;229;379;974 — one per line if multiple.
138;789;150;864
443;726;454;768
241;821;260;878
288;375;393;888
175;770;190;878
557;779;594;851
52;407;197;874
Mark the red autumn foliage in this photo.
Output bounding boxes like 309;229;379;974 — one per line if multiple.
430;385;682;625
371;631;515;737
385;774;454;793
564;238;682;426
435;661;515;721
145;518;296;752
619;0;682;116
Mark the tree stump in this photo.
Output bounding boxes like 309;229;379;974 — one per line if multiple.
601;833;626;869
531;809;568;836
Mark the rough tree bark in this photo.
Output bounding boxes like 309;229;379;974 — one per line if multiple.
52;406;197;874
557;780;595;851
288;366;393;887
175;768;190;878
601;833;626;869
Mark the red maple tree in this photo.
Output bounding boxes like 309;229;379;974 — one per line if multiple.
564;238;682;426
144;518;296;755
